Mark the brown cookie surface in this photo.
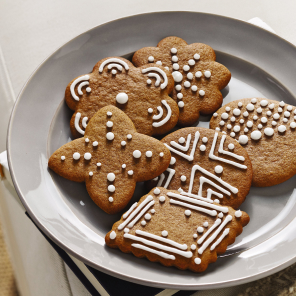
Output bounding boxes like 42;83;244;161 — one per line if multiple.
65;57;179;138
147;127;252;209
132;36;231;126
48;106;171;214
210;98;296;187
105;188;249;273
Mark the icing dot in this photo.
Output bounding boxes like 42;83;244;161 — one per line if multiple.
73;152;80;160
162;230;168;237
107;111;112;117
219;120;225;126
111;69;117;75
264;127;274;136
159;152;164;157
269;104;275;110
85;138;89;143
216;127;220;131
121;141;126;147
235;210;242;218
199;90;205;96
230;132;235;137
238;102;243;108
84;152;91;160
107;173;115;182
194;53;200;60
218;212;223;218
246;121;253;128
283;118;288;123
272;121;277;126
124;228;129;233
185;210;191;216
147;79;152;85
127;134;132;140
97;163;101;167
287;105;292;111
170;157;176;165
258;124;263;129
178;101;184;108
172;71;183;82
257;107;262;114
148;56;154;62
240;119;244;124
171;48;177;54
145;213;151;220
179;137;185;144
239;135;248;145
279;101;285;107
261;117;267;124
151;209;155;214
244;128;249;133
260;100;268;107
197;227;204;233
109;196;113;202
243;111;249;117
172;55;178;62
285;111;291;117
214;199;220;203
175;84;182;91
233;125;240;133
93;141;98;147
148;108;153;114
141;221;146;226
203;222;209;227
214;165;223;174
253;115;258;120
193;234;198;239
183;65;190;71
246;103;255;111
202;137;208;143
110;231;116;239
273;113;280;120
195;71;202;78
106;121;113;128
290;122;296;129
267;111;272;116
213;113;218;117
194;258;201;265
159;196;165;202
146;151;152;157
106;132;114;140
188;59;195;66
200;145;206;151
133;150;141;158
86;87;91;92
278;125;286;133
177;93;183;99
122;164;126;169
180;175;186;182
187;72;193;80
204;71;211;78
173;63;179;70
156;61;162;65
184;81;191;88
221;113;229;120
251;98;257;104
116;93;128;104
251;130;262;140
61;156;65;160
226;107;231;112
227;124;232;129
191;85;197;91
228;143;234;150
233;108;241;116
222;131;226;134
191;244;196;250
108;185;115;192
164;67;169;71
154;188;160;195
278;107;283;113
128;170;133;176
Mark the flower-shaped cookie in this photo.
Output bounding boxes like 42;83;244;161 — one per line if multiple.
106;188;249;272
65;57;178;138
48;106;171;214
132;36;231;126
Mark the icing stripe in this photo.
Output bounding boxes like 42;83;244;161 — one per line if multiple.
197;219;221;245
199;176;230;196
169;199;217;217
164;131;200;161
135;230;187;250
74;112;85;135
107;63;123;71
70;75;90;101
157;173;165;187
164;168;175;188
122;202;138;219
153;106;163;120
131;243;175;260
148;73;161;87
218;135;245;161
82;117;88;129
198;215;233;254
124;233;193;258
77;81;89;95
127;200;155;228
207;189;223;200
118;196;153;230
99;58;129;73
167;192;228;213
170;134;191;151
210;228;230;251
142;67;168;89
180;191;214;203
152;100;171;128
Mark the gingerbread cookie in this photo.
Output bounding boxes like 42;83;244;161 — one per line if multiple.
132;36;231;126
147;127;252;209
105;187;249;272
210;98;296;187
65;57;179;138
48;106;171;214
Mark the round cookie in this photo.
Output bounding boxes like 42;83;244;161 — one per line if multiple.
65;56;179;138
132;36;231;126
148;127;252;209
210;98;296;187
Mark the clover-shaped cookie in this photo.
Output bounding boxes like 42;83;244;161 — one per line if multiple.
48;106;171;214
106;187;249;272
210;98;296;186
65;57;179;138
147;127;252;209
132;37;231;126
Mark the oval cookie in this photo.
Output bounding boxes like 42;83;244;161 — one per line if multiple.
210;98;296;187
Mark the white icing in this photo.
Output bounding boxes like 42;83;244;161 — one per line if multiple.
240;119;244;124
180;175;186;182
188;59;195;66
251;130;261;140
235;210;242;218
177;93;183;99
233;108;241;116
279;101;285;107
77;81;90;95
260;100;268;107
142;67;168;89
202;137;208;143
238;102;243;107
284;111;291;117
204;71;211;78
151;209;155;214
238;135;248;145
84;152;91;160
226;107;231;112
278;107;283;113
99;58;129;73
97;163;101;167
122;164;126;169
194;53;200;60
253;115;258;120
272;121;277;126
183;65;190;71
258;124;263;129
156;61;162;65
228;143;234;150
116;93;128;104
191;244;196;250
200;145;206;151
287;106;293;111
107;111;112;117
74;112;85;135
106;132;114;140
162;230;168;237
233;125;240;132
147;79;152;85
123;202;138;219
251;98;257;104
230;132;235;137
152;100;172;127
257;107;262;114
247;121;253;128
81;117;88;129
121;141;126;146
107;63;123;72
278;125;286;133
154;188;160;195
195;71;202;78
133;150;141;158
110;231;116;239
197;219;221;245
191;85;197;91
70;75;90;101
159;152;164;157
199;90;205;96
73;152;80;160
184;81;191;88
178;101;184;108
283;118;288;123
159;196;165;202
218;212;223;218
170;157;176;165
246;103;254;111
221;113;229;120
145;213;151;220
160;168;175;188
108;185;115;192
210;228;229;251
61;156;65;160
128;170;133;176
243;111;249;117
214;165;223;174
261;117;267;123
179;137;185;144
146;151;152;157
141;221;146;226
131;243;175;260
127;200;155;228
185;210;191;216
127;134;132;140
107;173;115;182
111;69;117;75
291;122;296;128
85;138;89;143
267;111;272;116
194;258;201;265
269;103;274;110
203;222;209;227
106;121;113;128
264;128;274;136
109;196;113;202
193;234;198;238
213;113;218;117
148;56;154;62
171;48;177;54
227;124;232;129
172;55;178;62
187;73;193;80
175;85;182;91
244;128;249;133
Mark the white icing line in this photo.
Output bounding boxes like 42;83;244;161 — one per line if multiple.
170;199;217;217
180;191;214;203
131;243;175;260
99;58;129;73
135;230;187;250
188;165;238;194
207;188;223;200
209;132;247;169
147;73;161;87
167;192;228;213
218;135;245;161
157;173;165;187
74;112;85;135
199;176;230;196
198;215;232;254
153;106;163;120
107;63;123;71
82;117;88;129
210;228;230;251
170;134;191;151
152;100;171;127
127;200;155;228
124;233;192;258
70;75;90;101
163;168;175;188
123;202;138;219
118;196;153;230
197;219;221;245
77;81;89;95
142;67;168;89
164;131;200;161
